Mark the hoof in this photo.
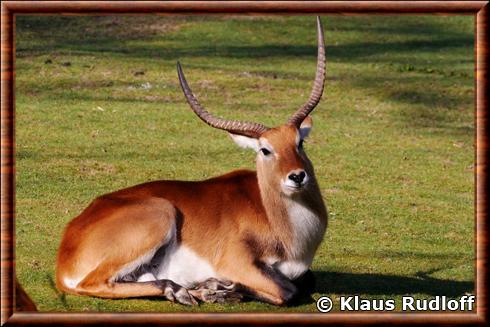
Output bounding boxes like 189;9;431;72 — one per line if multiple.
157;280;198;306
189;288;243;304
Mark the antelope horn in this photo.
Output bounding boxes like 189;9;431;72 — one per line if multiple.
287;16;326;127
177;62;270;138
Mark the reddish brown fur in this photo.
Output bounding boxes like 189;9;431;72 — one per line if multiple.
57;171;290;303
15;279;37;311
56;17;328;305
56;122;327;305
257;124;326;257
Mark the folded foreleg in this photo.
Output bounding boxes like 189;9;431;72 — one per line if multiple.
188;278;243;303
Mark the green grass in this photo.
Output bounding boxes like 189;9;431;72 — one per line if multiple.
15;15;474;313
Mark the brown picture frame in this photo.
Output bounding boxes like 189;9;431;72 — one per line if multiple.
1;1;488;325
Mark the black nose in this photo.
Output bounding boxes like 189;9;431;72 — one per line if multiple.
288;171;306;184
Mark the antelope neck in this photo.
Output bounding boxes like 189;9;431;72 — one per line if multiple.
256;171;322;259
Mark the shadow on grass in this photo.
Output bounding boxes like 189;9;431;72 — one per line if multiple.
314;270;473;297
43;268;473;309
291;270;474;306
16;15;474;135
16;16;473;62
45;272;68;309
112;269;474;307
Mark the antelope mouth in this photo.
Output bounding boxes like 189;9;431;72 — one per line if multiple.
282;180;309;194
286;185;303;192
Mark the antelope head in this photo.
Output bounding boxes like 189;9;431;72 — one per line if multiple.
178;17;326;197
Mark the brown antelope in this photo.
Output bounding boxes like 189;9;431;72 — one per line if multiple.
56;17;328;306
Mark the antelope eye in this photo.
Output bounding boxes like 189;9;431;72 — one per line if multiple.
260;148;271;156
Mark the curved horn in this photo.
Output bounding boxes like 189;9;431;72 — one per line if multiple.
177;62;270;138
288;16;326;127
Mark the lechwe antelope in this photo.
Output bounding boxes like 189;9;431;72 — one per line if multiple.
56;17;328;306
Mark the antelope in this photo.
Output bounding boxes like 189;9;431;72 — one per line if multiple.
56;17;328;306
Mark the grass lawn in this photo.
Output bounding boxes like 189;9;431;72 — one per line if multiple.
15;15;474;313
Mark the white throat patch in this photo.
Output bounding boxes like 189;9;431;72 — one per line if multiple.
273;197;325;279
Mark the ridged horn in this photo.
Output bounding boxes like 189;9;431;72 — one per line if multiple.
177;62;270;138
287;16;326;127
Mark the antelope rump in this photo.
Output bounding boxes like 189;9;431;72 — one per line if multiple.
56;17;328;306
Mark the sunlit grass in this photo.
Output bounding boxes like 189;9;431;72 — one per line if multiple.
15;15;474;312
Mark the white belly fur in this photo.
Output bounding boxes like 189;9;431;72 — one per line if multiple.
155;245;218;287
131;221;218;287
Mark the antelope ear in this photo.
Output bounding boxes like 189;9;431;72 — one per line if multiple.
299;116;313;139
229;133;259;151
